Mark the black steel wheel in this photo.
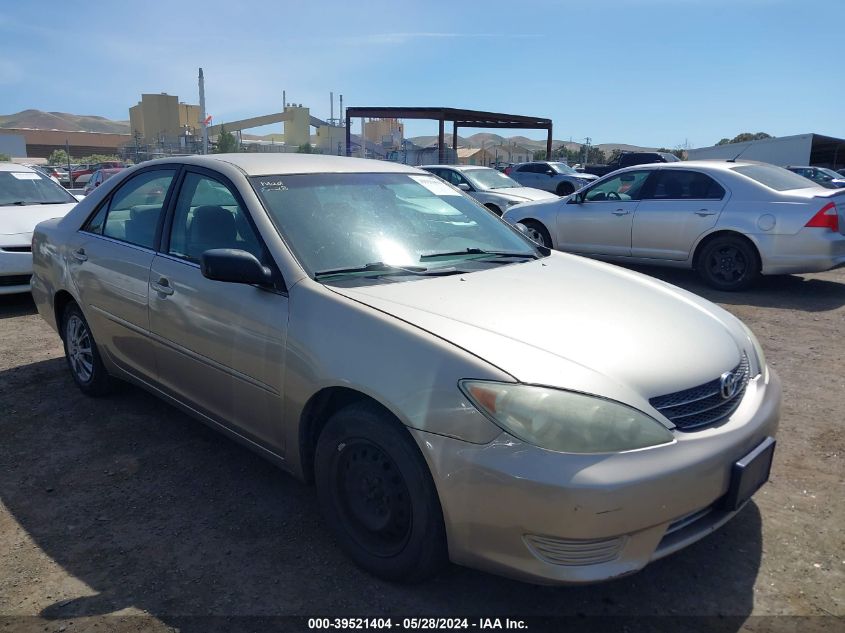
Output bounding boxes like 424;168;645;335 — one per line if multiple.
314;402;447;582
697;235;760;291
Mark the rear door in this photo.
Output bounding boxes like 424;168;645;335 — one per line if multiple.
71;167;178;378
632;169;728;260
148;168;289;451
512;163;540;189
556;170;652;256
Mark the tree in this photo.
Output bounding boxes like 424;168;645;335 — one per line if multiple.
533;149;547;161
0;153;10;162
214;126;239;153
716;132;773;146
297;143;314;154
48;149;70;165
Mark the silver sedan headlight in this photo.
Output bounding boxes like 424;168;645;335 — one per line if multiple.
460;380;675;454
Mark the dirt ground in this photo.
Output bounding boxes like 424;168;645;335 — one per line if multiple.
0;266;842;633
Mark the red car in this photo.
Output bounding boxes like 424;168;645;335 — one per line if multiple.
82;167;125;195
71;161;123;183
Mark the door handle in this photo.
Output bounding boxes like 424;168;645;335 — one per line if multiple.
695;209;717;216
150;278;174;296
72;248;87;262
611;209;630;216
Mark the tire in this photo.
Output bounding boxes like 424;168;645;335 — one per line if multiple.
696;235;760;291
61;303;113;396
314;402;447;582
556;182;575;196
521;220;553;248
484;203;503;216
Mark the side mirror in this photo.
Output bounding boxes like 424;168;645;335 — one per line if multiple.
201;249;274;286
515;223;530;235
568;192;584;204
457;182;471;192
546;170;555;176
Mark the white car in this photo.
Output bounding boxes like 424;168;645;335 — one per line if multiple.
1;163;80;294
420;165;557;215
508;161;598;196
503;160;845;290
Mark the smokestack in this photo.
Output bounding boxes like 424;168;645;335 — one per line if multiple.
330;91;334;123
339;94;344;125
283;90;286;108
199;68;208;155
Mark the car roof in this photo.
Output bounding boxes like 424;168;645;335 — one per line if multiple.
143;154;426;176
614;159;777;173
420;164;493;171
0;162;35;173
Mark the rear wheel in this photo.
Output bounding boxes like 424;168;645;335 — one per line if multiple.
314;403;447;582
556;182;575;196
62;303;112;396
697;235;760;291
521;220;553;248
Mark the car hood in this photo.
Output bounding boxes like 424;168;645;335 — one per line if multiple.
485;187;558;202
330;254;748;411
0;202;78;235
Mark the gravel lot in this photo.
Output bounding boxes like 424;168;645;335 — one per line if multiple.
0;266;843;632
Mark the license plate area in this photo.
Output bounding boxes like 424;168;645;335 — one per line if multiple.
720;437;776;511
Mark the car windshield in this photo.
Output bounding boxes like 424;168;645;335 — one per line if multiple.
550;162;578;175
731;165;821;191
251;172;541;281
0;171;76;206
817;168;842;180
462;168;521;190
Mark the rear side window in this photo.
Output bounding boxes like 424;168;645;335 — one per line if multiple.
731;165;817;191
84;169;176;249
647;170;725;200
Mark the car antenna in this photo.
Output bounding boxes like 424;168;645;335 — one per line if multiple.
726;141;753;163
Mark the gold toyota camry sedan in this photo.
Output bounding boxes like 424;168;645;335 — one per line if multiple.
31;154;780;584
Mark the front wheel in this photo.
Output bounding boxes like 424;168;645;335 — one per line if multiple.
62;303;113;396
556;182;575;196
521;220;553;248
314;403;447;582
697;236;760;291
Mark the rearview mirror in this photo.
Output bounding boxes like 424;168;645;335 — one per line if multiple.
201;249;274;286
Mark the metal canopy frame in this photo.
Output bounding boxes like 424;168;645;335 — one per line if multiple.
345;107;553;163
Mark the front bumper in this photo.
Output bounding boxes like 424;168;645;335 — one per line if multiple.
0;248;34;295
412;370;781;584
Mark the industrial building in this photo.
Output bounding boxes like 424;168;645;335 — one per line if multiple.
129;93;201;147
688;133;845;169
0;128;131;159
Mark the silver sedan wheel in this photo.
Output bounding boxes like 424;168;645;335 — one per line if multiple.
66;314;94;383
525;226;549;247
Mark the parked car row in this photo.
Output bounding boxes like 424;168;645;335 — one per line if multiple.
502;160;845;290
29;154;781;587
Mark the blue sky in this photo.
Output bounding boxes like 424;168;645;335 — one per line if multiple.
1;0;842;147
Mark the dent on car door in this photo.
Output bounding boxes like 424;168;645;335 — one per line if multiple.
556;170;650;256
631;170;728;260
147;169;289;452
70;167;177;378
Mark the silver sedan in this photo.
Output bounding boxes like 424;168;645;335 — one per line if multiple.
503;160;845;290
31;154;779;584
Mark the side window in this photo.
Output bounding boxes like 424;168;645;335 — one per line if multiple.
648;170;725;200
516;164;533;173
584;170;651;202
168;172;264;264
100;169;176;248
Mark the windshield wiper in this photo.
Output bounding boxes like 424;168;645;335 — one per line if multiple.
2;200;68;206
315;261;430;280
419;248;538;261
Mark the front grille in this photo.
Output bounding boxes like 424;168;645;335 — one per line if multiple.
524;534;625;566
0;274;32;287
650;353;750;431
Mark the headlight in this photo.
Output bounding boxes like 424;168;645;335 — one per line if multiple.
459;381;674;454
738;321;767;380
505;199;524;207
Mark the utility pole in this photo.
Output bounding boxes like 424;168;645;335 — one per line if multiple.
199;68;208;155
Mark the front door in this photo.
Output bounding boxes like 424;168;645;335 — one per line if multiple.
147;169;289;452
632;169;728;260
556;170;652;257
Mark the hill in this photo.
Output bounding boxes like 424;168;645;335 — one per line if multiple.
0;110;130;134
407;133;653;155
